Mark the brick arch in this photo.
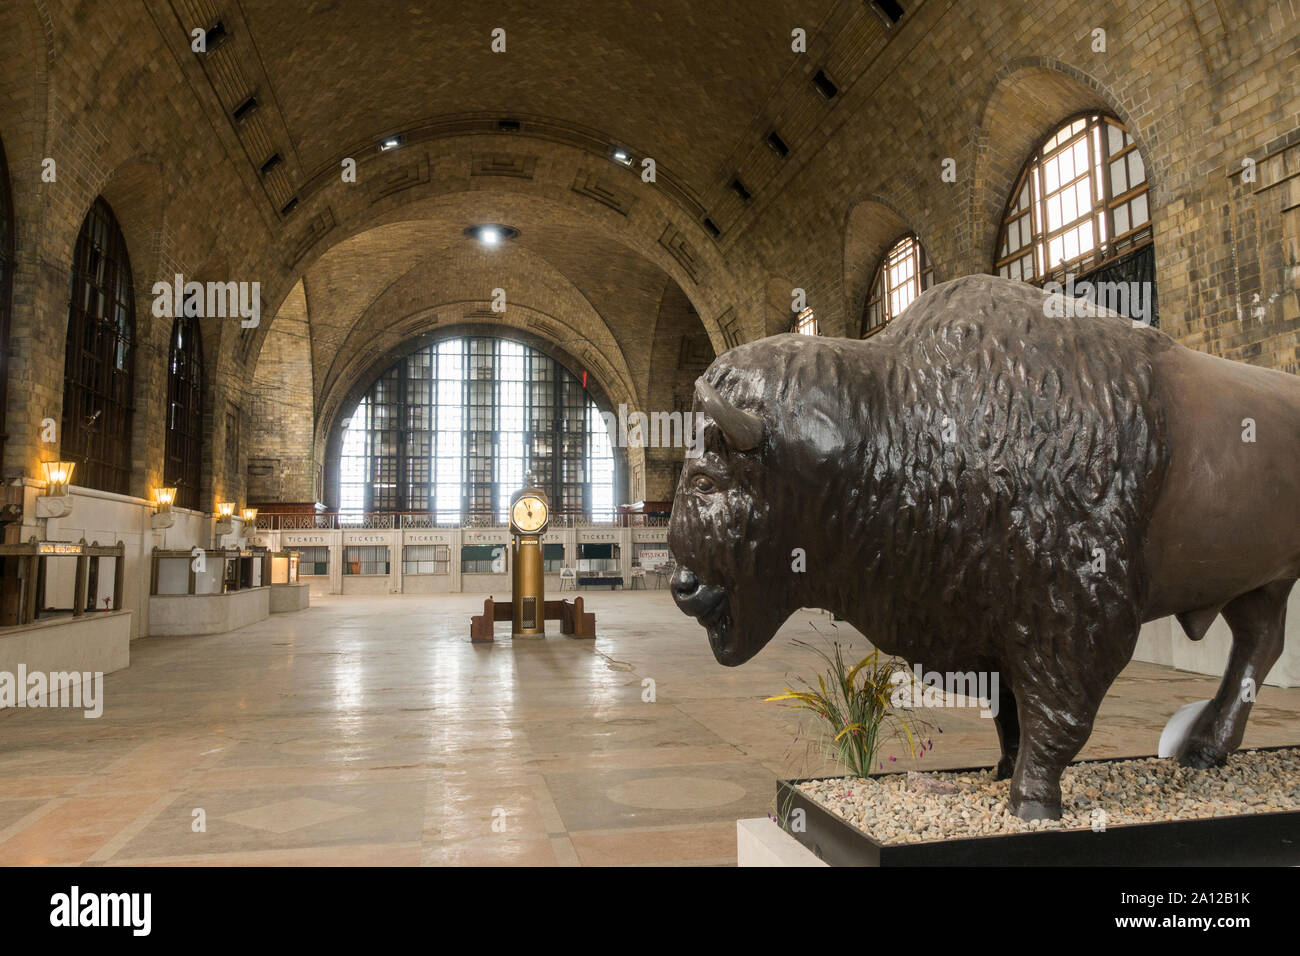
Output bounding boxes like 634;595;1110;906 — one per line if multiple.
841;198;916;336
53;156;232;501
315;298;638;457
236;135;744;394
639;278;713;500
90;158;173;499
763;277;796;337
160;253;230;510
970;58;1160;274
312;239;640;418
317;324;628;511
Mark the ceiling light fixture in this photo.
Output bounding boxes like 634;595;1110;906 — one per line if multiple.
464;224;520;246
379;135;403;152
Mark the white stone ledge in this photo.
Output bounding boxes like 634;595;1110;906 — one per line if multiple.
0;611;132;705
269;582;311;613
149;588;270;636
736;818;827;867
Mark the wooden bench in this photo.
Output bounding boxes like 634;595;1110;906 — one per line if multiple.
470;596;596;642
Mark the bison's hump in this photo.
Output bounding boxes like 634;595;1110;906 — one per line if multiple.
886;273;1136;337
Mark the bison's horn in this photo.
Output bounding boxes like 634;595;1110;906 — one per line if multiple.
696;379;764;451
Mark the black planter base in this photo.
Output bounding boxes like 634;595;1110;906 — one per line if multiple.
777;750;1300;866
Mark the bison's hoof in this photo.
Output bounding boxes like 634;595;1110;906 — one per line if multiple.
1010;799;1062;821
1176;742;1228;770
994;756;1015;781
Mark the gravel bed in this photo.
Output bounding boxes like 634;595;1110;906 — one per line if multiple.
797;748;1300;844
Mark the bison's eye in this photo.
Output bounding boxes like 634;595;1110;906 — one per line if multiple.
691;474;718;494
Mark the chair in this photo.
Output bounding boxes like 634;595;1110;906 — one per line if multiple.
559;567;576;592
650;561;673;589
629;566;646;590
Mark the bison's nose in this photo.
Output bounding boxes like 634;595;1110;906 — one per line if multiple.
671;568;698;601
671;568;725;619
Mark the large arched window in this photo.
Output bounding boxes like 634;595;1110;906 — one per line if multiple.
0;137;13;467
338;336;617;522
61;198;135;494
995;113;1156;324
165;314;203;509
863;233;933;337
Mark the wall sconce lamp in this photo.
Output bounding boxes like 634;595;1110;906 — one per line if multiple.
240;508;258;538
42;461;75;494
151;486;177;530
214;501;236;536
35;461;76;518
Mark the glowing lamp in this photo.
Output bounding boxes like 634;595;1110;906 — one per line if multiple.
41;461;75;495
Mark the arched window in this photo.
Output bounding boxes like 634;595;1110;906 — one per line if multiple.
863;233;933;337
0;137;13;466
165;314;203;509
995;113;1156;324
61;198;136;494
338;336;617;522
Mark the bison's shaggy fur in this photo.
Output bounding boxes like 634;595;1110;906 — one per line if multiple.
674;273;1300;816
705;277;1173;660
677;274;1188;816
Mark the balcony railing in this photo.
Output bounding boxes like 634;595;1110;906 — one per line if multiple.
254;511;670;531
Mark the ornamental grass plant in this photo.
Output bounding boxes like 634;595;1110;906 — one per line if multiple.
767;640;935;778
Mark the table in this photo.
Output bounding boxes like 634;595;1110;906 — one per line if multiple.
578;575;623;590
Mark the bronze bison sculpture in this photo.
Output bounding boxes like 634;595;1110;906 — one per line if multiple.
668;273;1300;820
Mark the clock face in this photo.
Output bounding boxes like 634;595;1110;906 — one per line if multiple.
511;495;548;533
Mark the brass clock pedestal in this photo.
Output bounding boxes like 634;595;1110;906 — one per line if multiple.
511;533;545;638
468;483;598;643
509;484;549;638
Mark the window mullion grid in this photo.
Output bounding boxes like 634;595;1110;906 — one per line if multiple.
1089;115;1105;266
1033;146;1049;280
363;396;375;515
551;371;562;511
461;339;469;521
396;358;408;514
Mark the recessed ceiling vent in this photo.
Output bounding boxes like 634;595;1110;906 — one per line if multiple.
199;21;230;54
812;69;839;100
870;1;905;25
232;96;259;124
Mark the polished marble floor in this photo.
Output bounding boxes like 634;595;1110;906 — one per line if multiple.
2;592;1299;866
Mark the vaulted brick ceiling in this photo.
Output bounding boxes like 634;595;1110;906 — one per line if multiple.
222;0;808;504
228;0;839;413
240;0;833;202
